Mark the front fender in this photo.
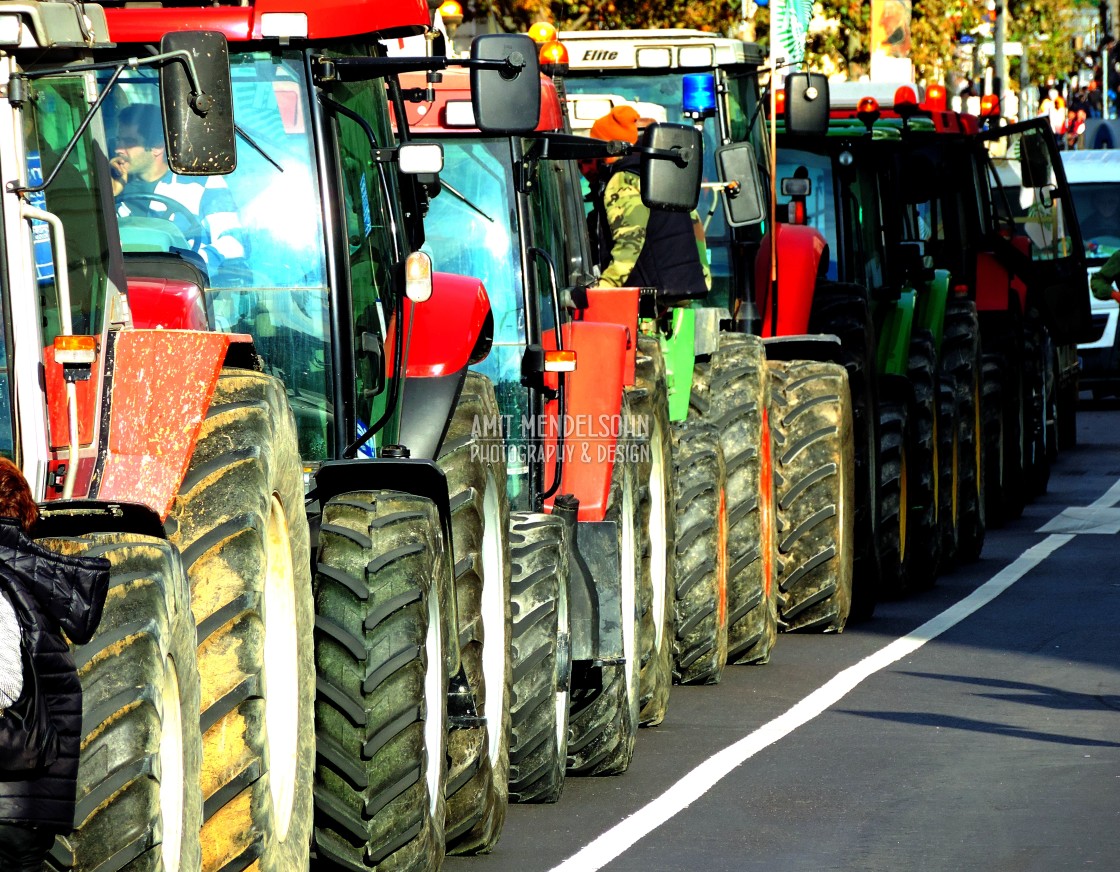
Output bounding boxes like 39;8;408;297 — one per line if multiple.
755;224;828;336
543;320;628;522
390;272;493;377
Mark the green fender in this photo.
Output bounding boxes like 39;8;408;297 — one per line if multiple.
656;308;696;423
876;288;917;378
914;268;951;358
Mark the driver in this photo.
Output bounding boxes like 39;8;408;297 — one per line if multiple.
111;102;246;271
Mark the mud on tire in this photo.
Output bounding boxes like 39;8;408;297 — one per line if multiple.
692;334;776;665
43;534;201;872
629;337;675;726
436;372;512;854
670;419;728;685
507;512;571;804
165;368;314;872
313;492;449;872
768;359;855;633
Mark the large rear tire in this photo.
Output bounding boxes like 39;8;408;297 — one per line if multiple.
312;492;449;872
630;337;675;727
507;512;571;804
43;534;201;872
670;420;728;685
567;395;641;777
768;360;855;633
692;334;777;665
905;330;941;590
809;286;881;620
437;372;512;855
165;368;314;872
941;299;986;563
937;373;962;570
876;397;910;599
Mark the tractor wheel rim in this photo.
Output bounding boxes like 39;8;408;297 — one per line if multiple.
481;474;507;764
648;416;668;652
263;493;298;839
159;657;185;872
425;564;444;814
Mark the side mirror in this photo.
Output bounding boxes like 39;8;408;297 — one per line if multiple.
639;123;702;213
470;34;541;135
715;142;765;227
784;73;830;137
159;31;236;175
1019;132;1053;189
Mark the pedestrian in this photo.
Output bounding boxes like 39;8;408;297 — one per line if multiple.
1091;249;1120;304
581;104;710;300
0;458;109;872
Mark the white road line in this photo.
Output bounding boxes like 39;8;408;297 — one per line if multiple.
548;533;1075;872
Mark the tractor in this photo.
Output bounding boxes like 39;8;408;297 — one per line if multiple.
0;4;312;871
103;1;543;868
398;57;711;798
561;29;858;630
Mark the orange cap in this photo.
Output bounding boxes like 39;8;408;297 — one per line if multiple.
590;105;640;144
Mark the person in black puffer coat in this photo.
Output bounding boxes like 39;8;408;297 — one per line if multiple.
0;458;110;871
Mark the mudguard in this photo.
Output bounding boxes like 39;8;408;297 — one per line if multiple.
313;457;461;680
551;495;623;662
755;224;829;337
390;272;493;377
127;277;209;330
760;333;843;364
542;320;628;523
913;268;951;354
659;308;696;423
876;289;916;377
573;285;639;386
388;272;492;459
91;329;241;519
974;249;1016;314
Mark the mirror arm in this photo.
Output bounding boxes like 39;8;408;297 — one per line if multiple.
7;65;124;196
630;143;694;168
318;53;528;86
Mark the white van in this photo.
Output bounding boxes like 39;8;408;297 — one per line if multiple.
1061;149;1120;397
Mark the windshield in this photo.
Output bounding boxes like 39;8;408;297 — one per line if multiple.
422;137;532;504
776;148;839;280
985;127;1076;264
565;72;744;303
102;49;408;462
1068;182;1120;262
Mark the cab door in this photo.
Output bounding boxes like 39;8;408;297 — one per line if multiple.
978;118;1093;345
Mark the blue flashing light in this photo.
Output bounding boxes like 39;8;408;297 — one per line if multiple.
683;73;716;117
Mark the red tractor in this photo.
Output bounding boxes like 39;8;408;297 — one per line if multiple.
400;61;713;795
0;4;309;871
101;1;543;869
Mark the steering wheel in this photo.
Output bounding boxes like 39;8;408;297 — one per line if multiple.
117;192;205;251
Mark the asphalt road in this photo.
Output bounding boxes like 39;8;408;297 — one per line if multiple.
448;401;1120;872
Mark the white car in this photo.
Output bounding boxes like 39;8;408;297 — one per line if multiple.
1061;149;1120;397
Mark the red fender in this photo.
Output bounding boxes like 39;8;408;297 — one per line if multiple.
573;286;639;386
106;0;430;42
387;272;492;377
974;250;1011;313
754;224;828;337
542;321;628;522
94;330;243;519
127;277;209;330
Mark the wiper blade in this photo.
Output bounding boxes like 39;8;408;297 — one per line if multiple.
236;125;283;173
441;179;493;223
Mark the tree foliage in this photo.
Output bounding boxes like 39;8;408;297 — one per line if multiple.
469;0;1097;86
